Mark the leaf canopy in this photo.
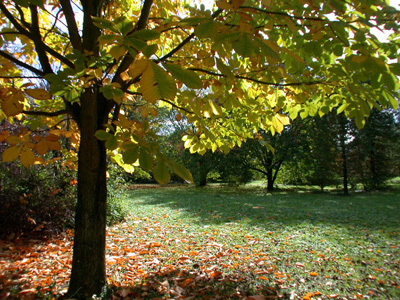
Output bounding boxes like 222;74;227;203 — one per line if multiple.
0;0;399;182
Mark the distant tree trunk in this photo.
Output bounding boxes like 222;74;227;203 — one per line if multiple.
266;175;274;191
198;167;208;187
67;91;108;298
338;116;349;196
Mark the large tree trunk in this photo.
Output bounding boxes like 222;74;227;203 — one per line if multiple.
67;90;108;299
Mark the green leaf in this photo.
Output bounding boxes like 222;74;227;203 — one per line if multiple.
142;44;158;58
115;16;134;35
95;130;112;141
330;21;350;46
134;29;160;40
194;20;216;39
389;63;400;76
232;33;258;57
140;61;177;103
105;135;118;150
180;17;208;26
163;63;203;89
139;148;153;171
13;0;29;7
124;36;147;50
91;17;118;32
153;161;171;184
216;58;233;77
98;34;119;45
382;89;398;111
167;160;194;183
122;146;139;164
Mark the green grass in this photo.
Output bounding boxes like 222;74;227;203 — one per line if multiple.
107;184;400;299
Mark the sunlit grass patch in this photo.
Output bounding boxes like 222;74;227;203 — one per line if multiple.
105;185;400;299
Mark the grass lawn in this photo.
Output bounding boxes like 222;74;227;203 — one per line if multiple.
105;184;400;299
1;183;399;299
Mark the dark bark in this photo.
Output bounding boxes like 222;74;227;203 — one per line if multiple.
67;90;108;299
338;116;349;196
198;168;208;187
266;164;275;192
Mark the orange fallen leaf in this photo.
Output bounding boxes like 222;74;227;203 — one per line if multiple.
248;296;266;300
209;270;222;279
309;272;318;277
303;292;313;300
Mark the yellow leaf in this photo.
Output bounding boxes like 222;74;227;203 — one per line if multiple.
120;71;130;81
141;107;149;118
109;45;125;60
140;61;177;104
128;59;149;79
6;136;21;145
45;134;60;142
1;91;24;116
276;113;290;125
20;147;36;167
35;140;49;155
149;107;158;117
2;145;22;162
285;16;298;33
24;88;51;100
0;131;9;142
47;141;62;151
232;0;244;9
216;0;232;9
351;55;368;63
210;101;223;116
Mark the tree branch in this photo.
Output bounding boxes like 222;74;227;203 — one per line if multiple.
158;8;223;62
159;99;194;114
30;5;53;74
0;75;43;79
22;109;67;117
59;0;82;51
240;6;326;22
112;0;154;88
188;67;325;87
0;50;45;76
248;165;268;176
135;0;154;31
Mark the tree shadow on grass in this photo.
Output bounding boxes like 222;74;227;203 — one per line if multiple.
127;185;400;232
111;266;284;300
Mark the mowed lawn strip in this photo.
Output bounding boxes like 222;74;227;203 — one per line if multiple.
105;185;400;299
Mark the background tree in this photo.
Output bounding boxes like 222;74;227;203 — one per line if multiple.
348;108;400;190
0;0;399;298
242;122;305;191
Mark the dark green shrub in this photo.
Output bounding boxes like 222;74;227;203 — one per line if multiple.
106;162;129;225
0;161;76;237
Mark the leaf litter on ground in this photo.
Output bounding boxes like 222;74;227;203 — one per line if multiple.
0;185;399;299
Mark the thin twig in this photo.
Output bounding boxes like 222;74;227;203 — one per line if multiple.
22;109;68;117
158;8;223;62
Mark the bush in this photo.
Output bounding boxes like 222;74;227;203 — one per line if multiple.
106;162;129;225
0;159;131;238
0;161;76;238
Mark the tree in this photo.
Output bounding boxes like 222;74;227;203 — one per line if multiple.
242;120;306;191
349;108;400;190
0;0;399;297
